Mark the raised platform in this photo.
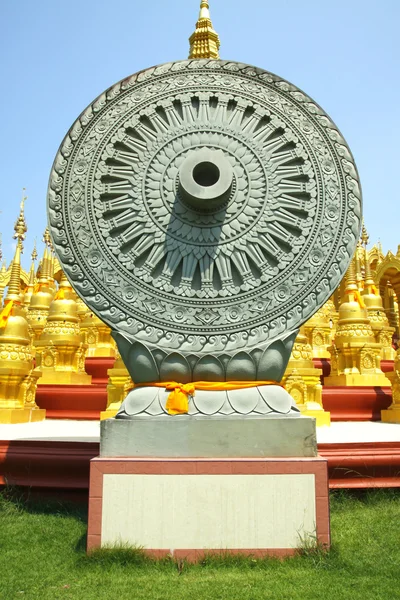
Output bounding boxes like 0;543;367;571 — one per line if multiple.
1;420;400;491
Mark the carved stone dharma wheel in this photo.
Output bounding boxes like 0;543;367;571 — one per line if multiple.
48;60;362;417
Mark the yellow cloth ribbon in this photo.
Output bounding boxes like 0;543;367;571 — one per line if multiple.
54;288;66;300
371;284;379;296
354;289;365;308
0;301;14;327
134;380;282;415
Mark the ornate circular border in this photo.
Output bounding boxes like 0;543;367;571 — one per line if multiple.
48;59;362;354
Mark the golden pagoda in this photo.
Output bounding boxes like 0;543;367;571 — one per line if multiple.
100;350;133;420
0;198;45;423
303;296;337;359
325;257;390;386
34;272;92;385
189;1;220;59
361;224;395;360
381;349;400;422
0;234;6;304
80;310;116;358
282;326;330;426
26;230;55;341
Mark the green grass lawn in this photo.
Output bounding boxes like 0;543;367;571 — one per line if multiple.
1;488;400;600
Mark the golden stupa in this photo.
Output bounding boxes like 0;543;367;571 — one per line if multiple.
0;196;45;423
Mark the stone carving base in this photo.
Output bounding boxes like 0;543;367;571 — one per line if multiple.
100;413;317;459
116;385;299;419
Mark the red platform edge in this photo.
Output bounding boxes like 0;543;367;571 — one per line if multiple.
1;440;400;493
87;456;330;557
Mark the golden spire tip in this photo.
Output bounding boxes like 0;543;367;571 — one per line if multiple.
13;190;27;245
189;0;220;60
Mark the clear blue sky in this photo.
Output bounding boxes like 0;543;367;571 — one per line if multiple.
1;0;399;268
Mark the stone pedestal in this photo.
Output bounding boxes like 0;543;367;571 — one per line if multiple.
87;413;330;559
87;455;330;558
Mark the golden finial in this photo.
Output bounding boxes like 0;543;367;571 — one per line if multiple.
31;239;38;262
28;241;38;284
189;0;220;60
363;246;375;286
354;242;363;291
361;221;369;247
5;198;26;303
14;189;28;245
43;227;52;248
345;257;358;292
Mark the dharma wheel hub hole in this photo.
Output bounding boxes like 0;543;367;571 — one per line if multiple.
179;148;233;211
193;162;220;187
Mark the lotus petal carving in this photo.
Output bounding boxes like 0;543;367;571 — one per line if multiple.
193;356;225;381
227;351;256;381
227;387;260;414
160;352;192;383
123;387;159;416
192;390;226;415
128;341;159;384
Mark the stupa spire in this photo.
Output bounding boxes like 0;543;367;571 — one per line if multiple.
29;241;38;286
5;192;27;302
189;1;220;60
24;241;38;307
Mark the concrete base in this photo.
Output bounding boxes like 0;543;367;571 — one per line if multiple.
0;408;46;424
324;373;391;387
100;414;317;458
37;372;92;385
87;456;330;558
